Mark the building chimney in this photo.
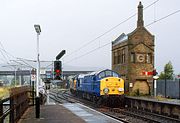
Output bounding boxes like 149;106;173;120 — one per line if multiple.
137;1;144;28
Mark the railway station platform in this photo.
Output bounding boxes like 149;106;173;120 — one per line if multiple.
18;104;85;123
18;103;122;123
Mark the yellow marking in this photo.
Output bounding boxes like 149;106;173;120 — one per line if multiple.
100;77;124;95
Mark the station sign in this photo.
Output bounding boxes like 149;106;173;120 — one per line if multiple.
46;71;52;79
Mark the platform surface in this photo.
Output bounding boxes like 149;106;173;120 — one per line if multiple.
63;103;122;123
18;105;86;123
18;103;122;123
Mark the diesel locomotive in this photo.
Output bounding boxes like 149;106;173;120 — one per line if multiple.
70;69;124;107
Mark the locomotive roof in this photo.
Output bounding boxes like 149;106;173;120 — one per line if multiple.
78;74;86;78
86;69;112;76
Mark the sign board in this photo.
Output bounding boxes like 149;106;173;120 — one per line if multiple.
129;83;133;87
46;72;52;79
31;74;36;81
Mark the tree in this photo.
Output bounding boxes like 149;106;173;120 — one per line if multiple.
159;61;174;80
159;71;165;80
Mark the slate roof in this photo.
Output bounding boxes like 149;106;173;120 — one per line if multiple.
112;33;128;46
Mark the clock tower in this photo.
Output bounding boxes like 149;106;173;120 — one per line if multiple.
112;2;155;95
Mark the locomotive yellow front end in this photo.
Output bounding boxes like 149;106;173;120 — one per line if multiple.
69;77;77;94
100;77;124;96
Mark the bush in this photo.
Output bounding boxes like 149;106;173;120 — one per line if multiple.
129;89;150;97
0;87;9;100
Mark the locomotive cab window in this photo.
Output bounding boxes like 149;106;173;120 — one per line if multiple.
112;72;119;77
105;70;112;77
98;72;105;79
98;70;119;79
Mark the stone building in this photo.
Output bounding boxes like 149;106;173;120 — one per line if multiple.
112;2;155;95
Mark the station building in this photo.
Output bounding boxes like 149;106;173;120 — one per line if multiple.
112;2;155;95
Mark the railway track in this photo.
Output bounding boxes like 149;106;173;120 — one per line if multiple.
98;106;180;123
124;108;180;123
49;89;180;123
49;89;73;103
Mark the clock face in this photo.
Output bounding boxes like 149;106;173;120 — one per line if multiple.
137;54;145;62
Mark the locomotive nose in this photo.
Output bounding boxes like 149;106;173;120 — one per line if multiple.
100;77;124;95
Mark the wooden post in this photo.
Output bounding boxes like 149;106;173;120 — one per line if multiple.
0;102;3;123
10;96;14;123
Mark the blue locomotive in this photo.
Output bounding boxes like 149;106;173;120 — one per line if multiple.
70;69;124;106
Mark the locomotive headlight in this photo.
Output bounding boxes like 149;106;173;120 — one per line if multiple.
118;88;124;92
103;88;109;94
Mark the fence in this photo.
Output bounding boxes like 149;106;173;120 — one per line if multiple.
156;79;180;99
0;86;31;123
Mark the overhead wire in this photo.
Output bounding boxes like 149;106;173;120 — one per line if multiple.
64;13;136;59
65;1;180;64
65;42;110;64
64;0;160;64
64;0;160;59
0;41;16;59
146;9;180;27
0;42;10;64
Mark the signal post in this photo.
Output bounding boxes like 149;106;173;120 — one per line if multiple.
52;50;66;89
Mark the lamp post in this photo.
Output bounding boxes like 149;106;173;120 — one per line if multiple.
34;24;41;118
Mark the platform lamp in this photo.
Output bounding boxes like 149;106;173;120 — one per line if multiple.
34;24;41;118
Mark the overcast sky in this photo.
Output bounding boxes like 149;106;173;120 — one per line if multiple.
0;0;180;73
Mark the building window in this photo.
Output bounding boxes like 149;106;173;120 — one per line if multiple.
118;50;121;64
146;53;152;63
122;49;125;63
131;52;135;63
114;52;118;64
113;52;116;64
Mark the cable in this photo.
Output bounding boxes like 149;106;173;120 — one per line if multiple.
0;50;8;63
65;1;180;64
64;0;160;59
13;59;35;68
0;42;10;64
65;42;110;64
146;9;180;27
144;0;159;10
0;41;16;59
44;62;53;69
16;57;53;62
64;13;136;59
